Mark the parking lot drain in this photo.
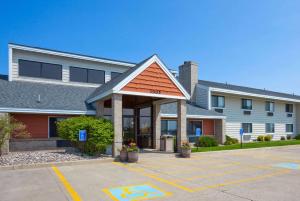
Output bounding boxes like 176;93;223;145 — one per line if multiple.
274;163;300;170
102;184;171;201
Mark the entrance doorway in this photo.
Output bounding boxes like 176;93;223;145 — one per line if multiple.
122;107;153;149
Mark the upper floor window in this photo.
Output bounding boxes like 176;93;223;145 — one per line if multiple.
242;123;252;133
241;99;252;110
70;67;105;84
19;59;62;80
266;123;275;133
111;72;121;80
286;104;293;113
265;101;275;112
286;124;293;133
212;95;225;108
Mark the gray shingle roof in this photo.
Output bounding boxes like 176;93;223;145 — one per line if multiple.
0;78;96;112
161;102;224;117
198;80;300;100
87;54;156;102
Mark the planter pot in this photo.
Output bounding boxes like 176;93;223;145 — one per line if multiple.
128;151;138;163
119;150;128;162
181;148;191;158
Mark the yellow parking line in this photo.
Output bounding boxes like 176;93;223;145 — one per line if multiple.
52;166;82;201
193;169;290;192
112;162;194;193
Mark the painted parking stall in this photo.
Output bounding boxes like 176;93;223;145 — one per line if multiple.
4;146;299;201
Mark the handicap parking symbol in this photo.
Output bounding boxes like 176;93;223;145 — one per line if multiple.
103;184;171;201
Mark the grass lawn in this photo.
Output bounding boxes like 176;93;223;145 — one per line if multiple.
192;140;300;152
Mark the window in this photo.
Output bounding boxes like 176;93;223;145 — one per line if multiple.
212;95;225;108
265;101;275;112
88;69;105;84
286;124;293;133
241;99;252;110
111;72;121;80
242;123;252;133
161;120;177;136
266;123;275;133
286;104;293;113
70;67;87;82
19;59;62;80
70;67;105;84
49;117;67;137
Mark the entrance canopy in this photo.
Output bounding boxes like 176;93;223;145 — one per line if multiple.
86;54;190;104
87;54;190;157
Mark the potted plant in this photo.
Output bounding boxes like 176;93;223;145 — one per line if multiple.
127;142;139;163
181;141;191;158
119;145;128;162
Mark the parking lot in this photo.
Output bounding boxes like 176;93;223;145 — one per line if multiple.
1;145;300;201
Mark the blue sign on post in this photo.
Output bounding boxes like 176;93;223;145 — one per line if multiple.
79;130;87;141
240;128;244;136
196;128;202;136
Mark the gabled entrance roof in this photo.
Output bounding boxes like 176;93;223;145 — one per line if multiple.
87;55;190;103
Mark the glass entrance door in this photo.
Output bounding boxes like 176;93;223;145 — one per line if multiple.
122;116;135;145
137;107;152;148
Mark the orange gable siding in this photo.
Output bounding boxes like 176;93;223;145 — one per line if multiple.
122;62;184;97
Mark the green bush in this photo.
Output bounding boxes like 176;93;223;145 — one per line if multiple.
257;135;264;141
264;135;272;142
287;135;291;140
295;134;300;140
224;135;239;145
280;136;286;141
57;116;113;155
196;136;218;147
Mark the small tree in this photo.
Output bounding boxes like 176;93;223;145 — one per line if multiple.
0;115;30;155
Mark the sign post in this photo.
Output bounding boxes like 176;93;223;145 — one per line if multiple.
79;130;87;142
195;128;202;151
239;128;244;148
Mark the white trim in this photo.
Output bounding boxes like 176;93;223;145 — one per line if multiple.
112;55;190;99
14;77;100;88
160;113;226;119
8;46;13;81
87;55;191;103
0;107;96;115
9;44;135;67
210;87;300;103
118;90;187;100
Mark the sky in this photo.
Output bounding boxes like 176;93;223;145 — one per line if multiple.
0;0;300;94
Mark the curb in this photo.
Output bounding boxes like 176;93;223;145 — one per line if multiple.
0;157;115;171
192;144;300;155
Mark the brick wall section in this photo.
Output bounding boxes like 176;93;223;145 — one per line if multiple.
203;119;215;135
11;113;74;139
122;62;184;97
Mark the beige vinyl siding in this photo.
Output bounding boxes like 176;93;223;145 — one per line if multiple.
11;49;129;86
212;92;296;141
296;104;300;134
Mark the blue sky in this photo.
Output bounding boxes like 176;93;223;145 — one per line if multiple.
0;0;300;94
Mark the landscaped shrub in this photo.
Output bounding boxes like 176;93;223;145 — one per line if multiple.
196;136;218;147
0;115;30;154
257;135;264;141
287;135;292;140
264;135;272;142
57;116;113;155
295;134;300;140
280;136;286;141
224;135;239;145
